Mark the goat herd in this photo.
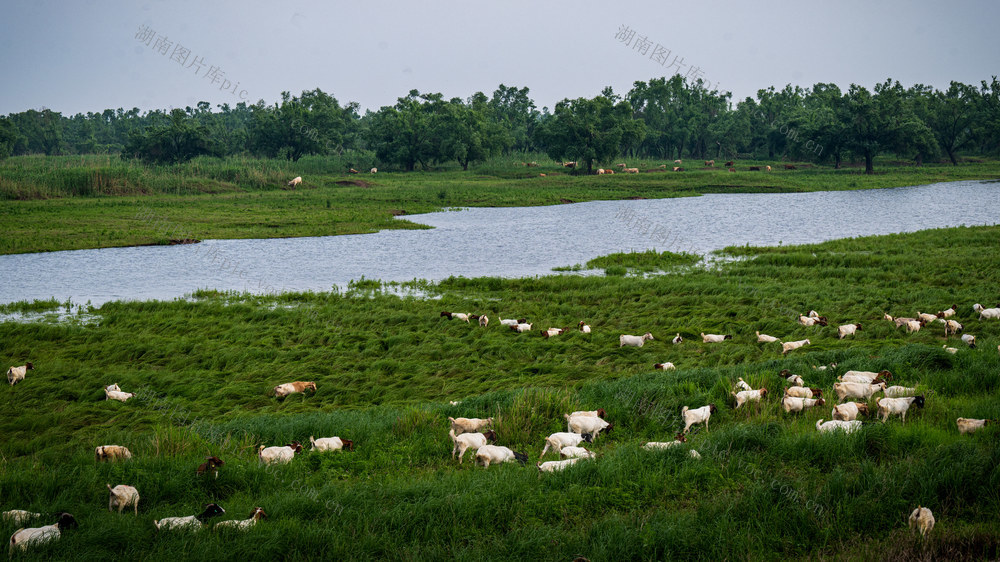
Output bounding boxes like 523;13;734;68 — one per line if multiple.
4;303;999;550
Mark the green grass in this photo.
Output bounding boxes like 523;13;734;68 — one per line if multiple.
2;225;999;559
2;155;999;254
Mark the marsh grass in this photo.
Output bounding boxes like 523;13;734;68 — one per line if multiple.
1;226;999;559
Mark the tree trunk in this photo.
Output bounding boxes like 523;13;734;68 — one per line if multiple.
947;149;958;166
834;153;841;170
586;159;593;174
864;151;874;175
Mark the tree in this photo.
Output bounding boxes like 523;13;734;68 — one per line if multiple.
843;79;934;174
536;94;643;173
0;117;18;160
122;108;216;164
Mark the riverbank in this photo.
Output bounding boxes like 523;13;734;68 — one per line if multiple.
2;154;999;254
1;226;998;559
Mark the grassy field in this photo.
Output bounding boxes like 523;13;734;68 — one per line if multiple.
2;154;999;254
2;226;999;560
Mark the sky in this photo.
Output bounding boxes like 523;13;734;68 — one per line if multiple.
1;0;998;116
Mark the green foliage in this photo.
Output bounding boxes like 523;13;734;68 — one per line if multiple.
122;109;218;164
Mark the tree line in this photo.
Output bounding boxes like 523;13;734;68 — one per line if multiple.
1;77;997;174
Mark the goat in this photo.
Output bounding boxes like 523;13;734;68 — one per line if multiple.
540;432;593;457
6;362;33;385
104;388;135;402
449;417;493;435
95;445;132;462
258;442;302;464
798;315;827;327
309;436;355;452
537;458;582;472
569;409;606;418
475;445;528;467
732;388;767;409
780;369;804;387
8;513;77;551
287;176;302;187
196;456;224;479
620;333;654;347
154;503;225;531
273;381;316;398
961;334;976;348
107;484;140;515
735;377;752;392
510;322;533;333
541;328;565;338
839;370;892;383
973;303;1000;319
701;333;732;343
500;318;526;326
781;339;810;355
681;404;717;433
578;321;591;334
782;396;826;413
2;511;40;526
904;319;925;333
784;387;821;399
756;331;780;343
877;395;925;423
815;419;863;434
937;305;957;318
705;160;715;166
565;414;613;439
644;433;687;450
370;168;377;174
943;319;963;336
215;507;267;530
956;418;993;434
559;446;595;459
672;333;683;344
832;402;869;421
916;312;939;324
449;429;497;463
654;362;676;370
837;323;862;339
441;311;471;323
833;381;886;402
909;506;935;538
479;315;489;328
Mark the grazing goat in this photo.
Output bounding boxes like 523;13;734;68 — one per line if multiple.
273;381;316;398
479;315;489;328
107;484;140;515
833;381;886;402
2;511;40;526
674;159;682;164
95;445;132;462
644;433;687;450
370;168;377;174
569;409;606;418
884;385;916;398
104;388;134;402
258;442;302;464
798;315;827;327
766;165;772;172
540;432;593;457
154;503;225;531
500;318;526;326
196;456;224;479
735;377;752;392
216;507;267;530
309;436;354;452
537;458;581;472
832;402;869;421
909;506;935;538
449;429;497;463
904;319;925;333
449;417;493;435
579;321;591;334
541;328;565;338
701;333;732;343
956;418;993;434
782;396;826;413
838;323;862;339
937;305;957;318
348;168;358;174
943;319;963;336
916;312;938;324
781;339;810;355
780;369;803;387
559;446;595;459
287;176;302;187
8;513;77;551
756;331;780;343
732;389;767;409
815;419;863;434
672;333;683;344
973;303;1000;319
784;387;821;399
511;322;533;333
681;404;717;433
441;311;471;322
623;167;639;174
620;333;654;347
961;334;976;348
6;362;33;385
839;370;892;383
475;445;528;467
104;383;121;392
885;315;918;328
565;414;613;439
654;362;676;370
705;160;715;166
943;345;958;354
877;395;925;423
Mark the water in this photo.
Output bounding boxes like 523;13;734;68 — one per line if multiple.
1;180;997;306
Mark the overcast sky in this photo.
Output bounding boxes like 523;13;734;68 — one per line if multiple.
1;0;998;116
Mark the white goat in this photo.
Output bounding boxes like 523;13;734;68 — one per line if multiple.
475;445;528;467
559;446;595;459
620;333;654;347
154;503;226;531
6;362;33;385
448;417;493;435
943;319;963;336
309;436;354;452
579;321;591;334
781;339;810;355
938;305;957;318
735;377;752;392
653;362;676;370
258;442;302;464
215;507;267;530
672;333;683;344
540;432;593;457
904;319;924;333
782;396;826;413
732;389;768;409
837;324;862;339
511;322;533;333
961;334;976;348
877;395;925;423
681;404;717;433
643;433;687;450
839;370;892;384
815;419;864;434
107;484;140;515
565;414;613;439
2;510;40;526
8;513;77;551
943;345;958;354
537;458;582;472
833;381;886;402
916;312;938;324
104;388;135;402
287;176;302;187
756;331;780;343
909;506;935;538
973;303;1000;319
569;409;606;418
784;387;821;399
780;370;804;387
95;445;132;462
956;418;992;434
831;402;869;421
701;333;732;343
449;429;497;463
